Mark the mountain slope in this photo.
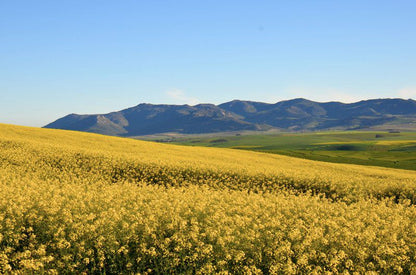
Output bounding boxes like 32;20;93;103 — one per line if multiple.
45;98;416;135
46;103;266;136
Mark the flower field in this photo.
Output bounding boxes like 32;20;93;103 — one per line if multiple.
1;123;416;273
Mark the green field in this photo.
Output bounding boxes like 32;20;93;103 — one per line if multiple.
170;131;416;171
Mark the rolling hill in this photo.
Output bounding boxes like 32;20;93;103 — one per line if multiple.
2;123;416;273
44;98;416;136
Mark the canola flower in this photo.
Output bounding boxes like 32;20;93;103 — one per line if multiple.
1;123;416;273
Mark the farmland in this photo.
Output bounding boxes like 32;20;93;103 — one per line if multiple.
1;124;416;273
170;131;416;171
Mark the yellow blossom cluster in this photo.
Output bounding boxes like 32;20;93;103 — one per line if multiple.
1;123;416;273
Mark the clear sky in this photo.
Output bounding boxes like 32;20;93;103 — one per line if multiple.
1;0;416;126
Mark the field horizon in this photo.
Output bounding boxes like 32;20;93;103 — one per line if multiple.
166;130;416;171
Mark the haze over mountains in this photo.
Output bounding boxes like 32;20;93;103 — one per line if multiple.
44;98;416;136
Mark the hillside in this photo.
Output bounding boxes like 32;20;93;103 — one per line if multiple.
44;98;416;136
172;131;416;171
1;123;416;273
45;103;267;136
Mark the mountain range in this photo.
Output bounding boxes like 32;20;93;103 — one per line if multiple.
44;98;416;136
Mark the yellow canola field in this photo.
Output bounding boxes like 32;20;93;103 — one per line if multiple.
1;123;416;274
1;123;416;202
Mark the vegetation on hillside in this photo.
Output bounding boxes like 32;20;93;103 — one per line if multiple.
1;124;416;273
172;131;416;171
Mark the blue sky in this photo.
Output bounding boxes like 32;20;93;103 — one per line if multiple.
1;1;416;126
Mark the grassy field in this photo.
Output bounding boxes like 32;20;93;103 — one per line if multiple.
171;131;416;171
1;124;416;273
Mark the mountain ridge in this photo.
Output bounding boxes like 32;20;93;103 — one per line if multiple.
44;98;416;136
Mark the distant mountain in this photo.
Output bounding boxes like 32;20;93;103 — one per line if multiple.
44;98;416;136
45;103;269;136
